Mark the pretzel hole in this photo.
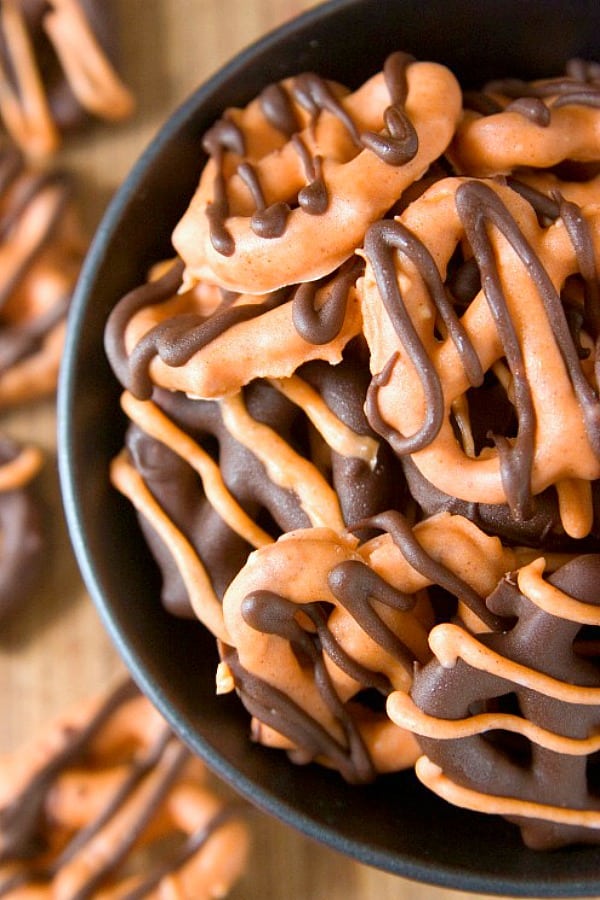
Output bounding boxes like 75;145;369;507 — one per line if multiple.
470;691;533;770
352;688;388;713
586;752;600;797
426;584;458;624
446;246;481;309
254;506;283;540
561;276;594;354
288;602;327;669
550;159;600;182
573;625;600;661
450;369;517;458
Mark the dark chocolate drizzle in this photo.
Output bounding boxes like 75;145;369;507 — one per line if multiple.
106;252;369;399
555;193;600;340
361;51;418;165
350;509;504;631
465;59;600;124
104;258;295;400
363;216;483;456
0;679;244;897
223;644;376;784
364;180;600;522
457;181;600;478
203;51;419;255
291;256;363;344
202;117;245;256
505;97;551;126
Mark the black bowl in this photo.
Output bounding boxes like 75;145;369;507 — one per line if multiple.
58;0;600;895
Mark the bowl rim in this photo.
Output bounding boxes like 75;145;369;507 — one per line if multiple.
58;1;600;895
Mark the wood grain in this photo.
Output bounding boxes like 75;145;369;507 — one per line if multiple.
0;3;512;898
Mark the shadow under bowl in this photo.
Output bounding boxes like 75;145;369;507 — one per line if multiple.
58;0;600;895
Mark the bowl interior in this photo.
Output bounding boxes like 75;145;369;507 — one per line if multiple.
59;0;600;895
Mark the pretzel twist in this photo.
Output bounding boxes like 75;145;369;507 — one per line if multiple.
360;176;600;537
220;512;517;782
388;554;600;849
0;0;134;159
452;62;600;176
0;681;249;898
110;344;399;637
105;257;364;401
172;53;462;294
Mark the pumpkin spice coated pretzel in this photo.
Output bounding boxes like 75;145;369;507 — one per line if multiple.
218;512;518;783
453;59;600;176
172;52;462;294
0;680;249;898
105;256;365;401
359;176;600;540
0;0;134;159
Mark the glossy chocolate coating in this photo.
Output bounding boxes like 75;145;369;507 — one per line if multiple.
411;555;600;849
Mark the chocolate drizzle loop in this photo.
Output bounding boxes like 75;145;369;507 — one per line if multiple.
457;181;600;498
363;216;483;456
237;161;291;239
223;646;376;784
361;51;418;166
505;97;551;126
556;193;600;340
292;256;363;344
203;117;246;256
111;271;288;400
327;560;417;671
352;510;504;631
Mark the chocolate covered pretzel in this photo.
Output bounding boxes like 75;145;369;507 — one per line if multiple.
110;342;404;640
0;433;43;622
0;0;134;158
0;680;249;897
389;554;600;849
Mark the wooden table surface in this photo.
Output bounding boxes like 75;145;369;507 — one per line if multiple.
0;2;523;897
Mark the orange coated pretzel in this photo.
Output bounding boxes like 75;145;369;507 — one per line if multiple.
0;141;87;407
360;176;600;539
0;680;249;898
172;52;462;294
219;512;517;782
0;0;134;159
452;60;600;176
106;257;363;401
